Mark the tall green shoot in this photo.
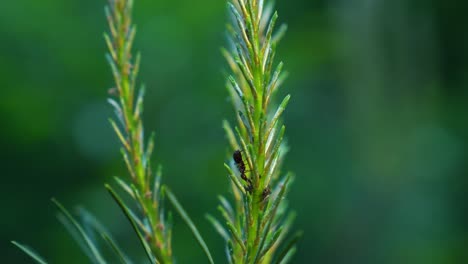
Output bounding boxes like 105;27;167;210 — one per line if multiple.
213;0;299;263
105;0;174;262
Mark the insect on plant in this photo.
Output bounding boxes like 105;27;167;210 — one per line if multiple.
233;149;253;192
11;0;300;263
209;0;302;262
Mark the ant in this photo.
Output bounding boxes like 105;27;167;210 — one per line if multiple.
233;150;246;176
233;150;253;194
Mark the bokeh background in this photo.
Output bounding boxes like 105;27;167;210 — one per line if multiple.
1;0;468;263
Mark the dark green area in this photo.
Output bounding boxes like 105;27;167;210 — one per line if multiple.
1;0;468;263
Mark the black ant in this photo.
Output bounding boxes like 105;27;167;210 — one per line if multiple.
233;150;253;194
233;150;246;176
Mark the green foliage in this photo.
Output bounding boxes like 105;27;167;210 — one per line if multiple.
13;0;298;263
15;0;187;263
104;0;173;262
106;185;159;264
52;198;107;263
212;0;299;263
164;186;215;264
11;241;48;264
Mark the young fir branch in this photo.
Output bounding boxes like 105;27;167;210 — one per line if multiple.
104;0;173;263
213;0;299;263
14;1;214;262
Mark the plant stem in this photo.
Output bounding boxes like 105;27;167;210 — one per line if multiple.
105;0;172;263
222;0;296;263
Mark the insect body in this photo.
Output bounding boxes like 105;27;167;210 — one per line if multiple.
233;150;246;176
233;150;253;193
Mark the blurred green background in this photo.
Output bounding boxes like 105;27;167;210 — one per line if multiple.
1;0;468;263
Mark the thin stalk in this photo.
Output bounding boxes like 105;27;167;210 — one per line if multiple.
105;0;172;263
219;0;298;263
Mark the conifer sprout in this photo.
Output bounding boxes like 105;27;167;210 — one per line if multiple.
12;0;299;263
106;1;213;263
14;1;214;263
210;0;301;263
104;0;174;262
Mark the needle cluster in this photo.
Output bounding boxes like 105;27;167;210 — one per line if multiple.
12;1;299;263
208;0;300;263
104;0;173;262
